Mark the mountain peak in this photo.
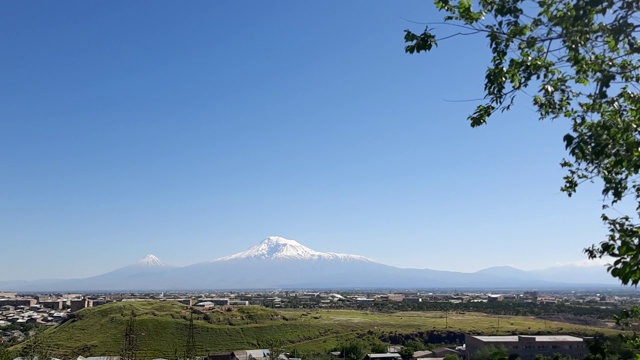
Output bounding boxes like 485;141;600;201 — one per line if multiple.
214;236;373;262
476;265;526;273
262;236;304;247
137;254;166;267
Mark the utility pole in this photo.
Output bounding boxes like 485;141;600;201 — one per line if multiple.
122;310;138;360
185;313;196;360
445;311;448;329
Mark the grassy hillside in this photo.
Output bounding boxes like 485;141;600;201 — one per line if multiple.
12;302;619;359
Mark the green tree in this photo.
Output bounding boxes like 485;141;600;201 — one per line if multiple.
371;341;389;354
399;347;415;360
537;356;576;360
340;340;367;360
399;339;426;360
404;340;425;351
404;0;640;285
471;345;509;360
585;335;638;360
262;338;285;360
306;353;335;360
443;355;461;360
0;346;13;360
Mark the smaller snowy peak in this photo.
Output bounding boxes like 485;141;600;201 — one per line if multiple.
136;254;166;267
214;236;373;262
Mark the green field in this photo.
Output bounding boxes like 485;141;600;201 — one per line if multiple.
11;302;618;359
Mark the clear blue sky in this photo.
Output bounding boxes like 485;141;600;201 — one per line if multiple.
1;1;609;281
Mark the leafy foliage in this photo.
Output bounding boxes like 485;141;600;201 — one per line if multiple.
362;299;619;321
340;340;367;360
404;0;640;284
471;345;509;360
371;341;390;354
0;346;13;360
399;347;416;360
536;356;577;360
404;339;427;351
398;339;427;359
584;335;638;360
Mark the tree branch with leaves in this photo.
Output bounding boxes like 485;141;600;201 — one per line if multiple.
405;0;640;285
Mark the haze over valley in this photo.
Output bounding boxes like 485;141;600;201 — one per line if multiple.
0;236;617;291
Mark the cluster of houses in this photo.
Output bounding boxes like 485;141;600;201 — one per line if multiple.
0;293;106;313
334;291;624;306
1;289;631;316
0;289;611;360
11;348;457;360
193;299;250;308
223;290;634;308
0;293;107;343
0;304;67;326
7;335;589;360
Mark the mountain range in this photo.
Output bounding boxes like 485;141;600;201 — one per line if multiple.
0;236;621;292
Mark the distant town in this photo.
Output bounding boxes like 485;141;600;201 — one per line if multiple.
1;287;636;360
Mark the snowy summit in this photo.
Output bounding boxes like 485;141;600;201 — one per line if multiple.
136;254;166;267
215;236;372;262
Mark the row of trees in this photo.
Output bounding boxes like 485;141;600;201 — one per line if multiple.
468;337;639;360
336;339;638;360
355;300;620;320
331;337;460;360
333;339;394;360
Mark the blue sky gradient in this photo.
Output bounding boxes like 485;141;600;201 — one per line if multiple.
1;1;609;280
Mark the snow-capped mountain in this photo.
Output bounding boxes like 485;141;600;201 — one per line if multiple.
215;236;372;262
0;236;620;291
137;254;166;267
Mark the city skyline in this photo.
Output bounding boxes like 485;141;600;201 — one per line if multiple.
0;1;614;281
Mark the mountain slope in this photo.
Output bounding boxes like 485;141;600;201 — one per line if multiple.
0;237;621;291
531;264;616;285
174;238;557;290
214;236;371;262
474;266;543;281
14;255;174;292
137;254;166;267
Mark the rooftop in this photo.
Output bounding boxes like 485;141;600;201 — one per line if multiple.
366;354;402;358
471;335;583;342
